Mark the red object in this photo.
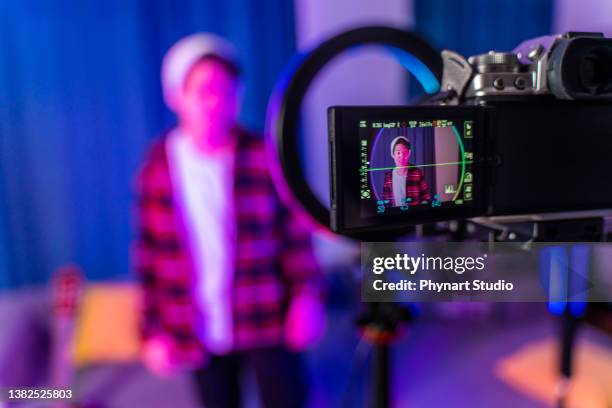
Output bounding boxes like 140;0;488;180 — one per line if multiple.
52;265;84;319
50;265;84;401
133;129;325;366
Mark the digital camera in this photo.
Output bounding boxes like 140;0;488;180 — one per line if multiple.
329;32;612;236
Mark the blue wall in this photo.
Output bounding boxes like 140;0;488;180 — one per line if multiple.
0;0;296;288
415;0;554;57
411;0;553;98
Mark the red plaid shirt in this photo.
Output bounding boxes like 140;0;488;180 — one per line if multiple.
133;128;324;365
382;167;431;206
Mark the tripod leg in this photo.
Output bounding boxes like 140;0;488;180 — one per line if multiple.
371;343;390;408
557;312;580;408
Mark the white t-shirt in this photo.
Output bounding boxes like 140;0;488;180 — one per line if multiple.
166;129;236;354
392;168;407;206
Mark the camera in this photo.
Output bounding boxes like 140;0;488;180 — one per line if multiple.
329;32;612;237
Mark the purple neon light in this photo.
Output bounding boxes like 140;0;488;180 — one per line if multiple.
264;57;333;237
369;128;385;202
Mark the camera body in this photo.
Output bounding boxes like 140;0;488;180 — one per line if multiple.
329;32;612;236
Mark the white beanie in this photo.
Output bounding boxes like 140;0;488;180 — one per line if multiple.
161;33;239;110
390;136;410;157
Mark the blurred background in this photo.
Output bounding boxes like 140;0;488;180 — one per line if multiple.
1;0;612;406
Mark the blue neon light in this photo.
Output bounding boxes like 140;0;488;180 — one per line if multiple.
569;245;589;317
541;246;568;315
386;47;441;94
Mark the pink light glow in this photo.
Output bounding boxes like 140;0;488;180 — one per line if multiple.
264;64;337;239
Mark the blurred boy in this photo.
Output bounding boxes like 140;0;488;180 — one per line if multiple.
133;33;325;408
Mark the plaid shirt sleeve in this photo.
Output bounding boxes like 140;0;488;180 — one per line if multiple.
132;141;205;365
382;171;393;203
276;205;326;300
132;158;163;341
416;168;432;203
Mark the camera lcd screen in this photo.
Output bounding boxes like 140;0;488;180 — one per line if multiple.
329;106;486;235
360;118;475;214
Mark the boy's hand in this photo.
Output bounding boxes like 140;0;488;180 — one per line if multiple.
142;334;179;378
285;293;326;351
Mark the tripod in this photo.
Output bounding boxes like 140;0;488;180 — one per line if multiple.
490;217;604;408
355;302;411;408
356;217;605;408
